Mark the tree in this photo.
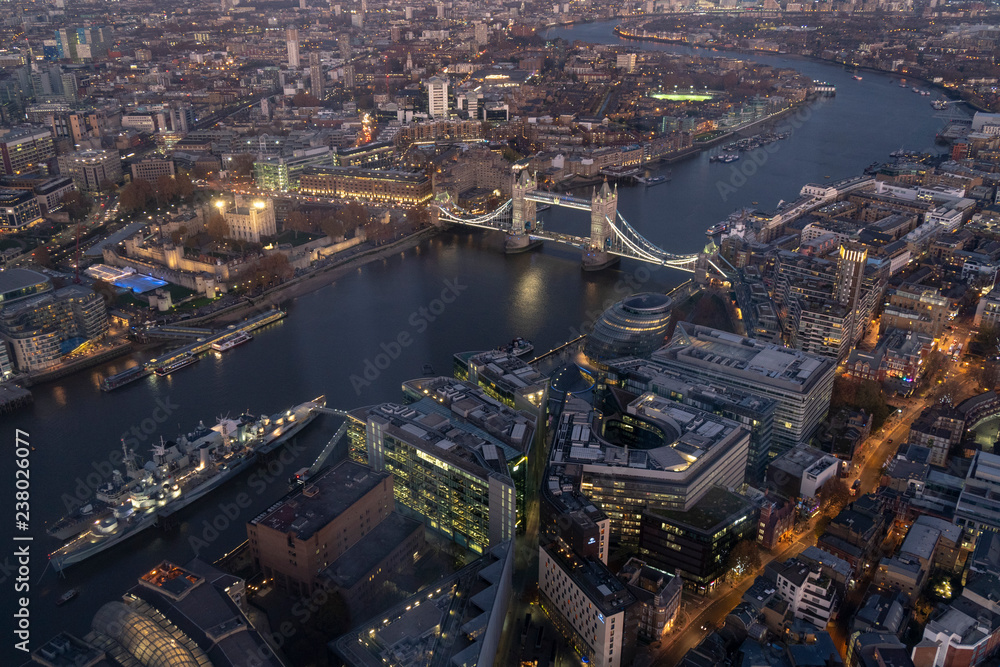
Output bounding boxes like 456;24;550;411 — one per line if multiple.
320;216;345;240
99;178;118;194
205;212;230;243
726;539;761;581
229;153;255;178
286;210;310;239
61;191;91;222
120;179;154;212
292;91;321;107
32;245;51;268
155;174;178;206
174;171;194;200
822;478;851;511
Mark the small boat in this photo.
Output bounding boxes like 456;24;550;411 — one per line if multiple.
211;331;252;352
504;337;534;358
853;75;862;81
899;82;908;88
55;589;78;606
932;99;948;110
421;364;435;375
636;175;669;186
154;353;199;377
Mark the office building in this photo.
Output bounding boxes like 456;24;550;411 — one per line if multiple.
616;557;682;641
652;323;836;453
456;348;548;424
286;26;300;67
220;196;276;243
583;293;673;364
299;165;432;204
552;391;749;546
956;451;1000;536
57;148;121;192
0;126;55;176
349;377;533;554
130;158;175;183
639;486;757;591
55;27;110;63
539;538;638;667
0;268;51;308
425;75;449;118
604;357;777;485
0;188;43;231
33;176;75;214
252;146;331;191
247;460;394;595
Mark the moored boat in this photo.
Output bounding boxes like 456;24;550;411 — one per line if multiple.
48;395;327;572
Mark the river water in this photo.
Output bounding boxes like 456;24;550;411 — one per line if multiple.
2;20;953;652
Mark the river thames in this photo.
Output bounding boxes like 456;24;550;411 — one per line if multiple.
2;20;953;650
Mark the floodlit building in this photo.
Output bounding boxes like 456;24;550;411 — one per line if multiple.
425;75;449;118
220;196;276;243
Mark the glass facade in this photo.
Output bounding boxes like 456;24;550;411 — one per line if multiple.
584;293;673;363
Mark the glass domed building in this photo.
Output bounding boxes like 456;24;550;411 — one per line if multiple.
584;292;673;363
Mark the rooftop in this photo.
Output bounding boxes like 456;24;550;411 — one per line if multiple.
541;537;636;617
321;512;424;589
653;323;834;393
645;486;754;532
249;460;389;541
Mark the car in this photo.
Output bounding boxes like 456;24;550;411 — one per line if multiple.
888;439;893;444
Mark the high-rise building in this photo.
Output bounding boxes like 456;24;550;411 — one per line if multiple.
474;22;488;47
342;63;355;89
57;148;121;192
0;188;43;231
348;377;535;554
651;323;836;453
0;284;108;372
550;391;750;546
55;27;110;63
286;26;300;68
0;126;55;176
639;486;757;591
339;33;351;61
603;357;777;485
309;52;324;100
425;75;449;118
539;537;639;667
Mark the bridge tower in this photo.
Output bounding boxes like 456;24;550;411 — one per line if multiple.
506;170;540;253
583;180;620;270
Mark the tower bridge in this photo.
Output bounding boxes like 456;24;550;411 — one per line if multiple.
436;170;725;275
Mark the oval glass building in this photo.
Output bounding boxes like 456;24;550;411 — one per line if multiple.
584;292;673;363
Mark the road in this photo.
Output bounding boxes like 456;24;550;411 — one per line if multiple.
634;324;986;667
